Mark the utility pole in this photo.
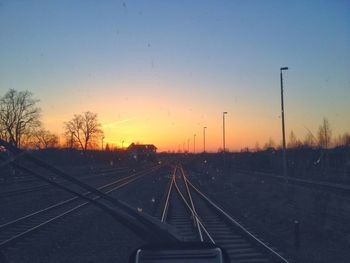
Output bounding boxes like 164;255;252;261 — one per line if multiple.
193;134;196;153
280;67;288;180
203;127;207;153
223;112;228;153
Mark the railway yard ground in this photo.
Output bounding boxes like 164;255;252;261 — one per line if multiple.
0;152;349;262
187;156;350;263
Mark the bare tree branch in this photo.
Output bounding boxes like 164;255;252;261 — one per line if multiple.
318;118;332;148
0;89;41;148
31;129;59;149
64;111;103;152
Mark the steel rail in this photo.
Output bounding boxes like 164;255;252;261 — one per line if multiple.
0;185;51;198
0;174;145;248
0;139;151;213
179;166;204;242
172;172;215;244
0;167;142;198
238;169;350;193
0;143;173;241
0;169;147;231
0;154;179;244
186;177;289;263
0;166;129;187
0;151;26;169
161;172;175;222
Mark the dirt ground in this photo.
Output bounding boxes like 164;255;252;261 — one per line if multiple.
2;160;350;262
1;165;170;263
193;166;350;263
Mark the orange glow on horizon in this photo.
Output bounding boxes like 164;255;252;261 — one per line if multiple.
41;96;288;152
39;80;350;153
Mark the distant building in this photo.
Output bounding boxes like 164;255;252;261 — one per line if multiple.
127;143;157;161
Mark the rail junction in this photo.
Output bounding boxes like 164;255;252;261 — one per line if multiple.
159;165;289;263
0;138;292;262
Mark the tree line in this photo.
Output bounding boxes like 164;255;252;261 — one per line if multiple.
0;89;349;152
0;89;103;152
259;118;350;151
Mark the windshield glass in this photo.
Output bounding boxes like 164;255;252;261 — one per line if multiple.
0;1;349;263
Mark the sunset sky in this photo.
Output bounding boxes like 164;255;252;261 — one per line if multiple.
1;1;349;152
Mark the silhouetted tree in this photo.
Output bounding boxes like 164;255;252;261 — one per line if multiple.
105;143;110;151
335;132;350;147
64;111;104;152
288;130;301;148
0;89;41;148
255;141;261;152
317;118;332;148
303;132;316;148
32;129;59;149
263;137;275;149
343;132;350;147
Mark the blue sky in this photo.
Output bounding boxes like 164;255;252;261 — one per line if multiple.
0;1;349;150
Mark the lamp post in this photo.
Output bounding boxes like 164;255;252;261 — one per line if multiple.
193;134;196;153
187;138;190;153
223;112;228;153
203;127;207;153
101;136;105;151
122;140;124;150
280;67;288;179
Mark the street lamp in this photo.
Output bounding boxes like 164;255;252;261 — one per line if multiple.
203;127;207;153
101;136;105;151
223;112;228;153
122;140;124;150
280;67;288;179
193;134;196;153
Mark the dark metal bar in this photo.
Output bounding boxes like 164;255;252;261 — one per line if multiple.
0;139;180;244
0;155;159;246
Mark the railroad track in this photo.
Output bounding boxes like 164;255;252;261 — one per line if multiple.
0;166;132;198
0;165;129;184
237;169;350;195
160;165;289;263
0;166;158;249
